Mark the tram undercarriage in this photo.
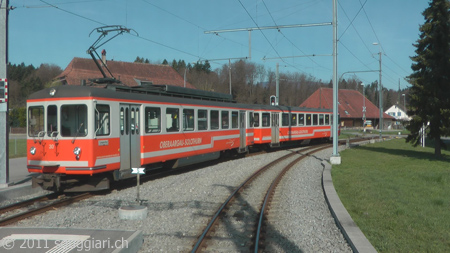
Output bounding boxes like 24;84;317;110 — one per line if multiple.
32;174;110;192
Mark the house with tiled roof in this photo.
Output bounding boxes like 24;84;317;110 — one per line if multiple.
300;88;395;129
55;57;195;89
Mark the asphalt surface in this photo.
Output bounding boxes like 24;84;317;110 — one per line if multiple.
8;157;33;186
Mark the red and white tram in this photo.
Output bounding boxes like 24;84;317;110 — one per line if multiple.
26;84;336;191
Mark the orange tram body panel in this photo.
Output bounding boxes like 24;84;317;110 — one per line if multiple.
26;85;337;191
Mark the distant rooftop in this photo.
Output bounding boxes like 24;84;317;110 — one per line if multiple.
56;57;195;89
300;88;394;119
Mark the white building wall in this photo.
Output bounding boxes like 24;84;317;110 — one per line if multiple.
385;105;410;121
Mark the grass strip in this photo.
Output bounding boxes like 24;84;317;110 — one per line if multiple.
332;138;450;252
8;138;27;158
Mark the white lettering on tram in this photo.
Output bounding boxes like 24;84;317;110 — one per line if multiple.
288;130;308;135
160;138;202;149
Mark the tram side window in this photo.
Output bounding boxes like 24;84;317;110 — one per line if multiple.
319;114;324;126
145;107;161;133
262;113;270;127
198;110;208;130
282;113;290;126
166;108;179;132
313;114;318;125
253;113;260;127
290;114;297;126
120;108;124;135
232;111;238;129
183;109;195;131
47;105;57;136
325;115;330;125
95;104;110;136
135;108;140;134
210;110;219;130
125;108;129;135
222;111;229;129
248;112;254;128
131;108;136;135
61;105;87;137
306;114;312;126
298;114;305;126
28;106;44;137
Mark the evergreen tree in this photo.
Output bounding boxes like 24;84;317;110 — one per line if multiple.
177;60;186;70
202;60;211;74
134;56;144;63
171;59;178;70
407;0;450;156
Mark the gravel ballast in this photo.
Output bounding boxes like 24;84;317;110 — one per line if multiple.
8;146;351;252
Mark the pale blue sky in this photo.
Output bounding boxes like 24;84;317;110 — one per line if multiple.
8;0;430;90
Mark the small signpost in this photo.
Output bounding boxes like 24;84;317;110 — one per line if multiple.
131;167;145;204
118;167;148;220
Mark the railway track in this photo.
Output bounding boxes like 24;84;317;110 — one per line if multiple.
191;138;369;252
0;193;92;226
191;144;331;252
0;158;226;227
0;159;216;227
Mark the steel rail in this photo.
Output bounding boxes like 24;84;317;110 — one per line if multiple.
0;193;92;226
191;145;323;252
254;145;331;252
0;193;59;215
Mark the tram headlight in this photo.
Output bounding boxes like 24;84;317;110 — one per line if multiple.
30;147;36;155
49;88;56;96
73;147;81;159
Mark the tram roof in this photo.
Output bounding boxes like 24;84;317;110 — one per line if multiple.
28;85;331;113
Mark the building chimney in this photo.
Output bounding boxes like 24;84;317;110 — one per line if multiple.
101;49;107;66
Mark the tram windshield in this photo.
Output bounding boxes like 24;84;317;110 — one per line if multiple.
61;105;88;137
28;106;45;137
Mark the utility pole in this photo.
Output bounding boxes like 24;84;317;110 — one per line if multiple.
228;59;232;95
373;42;383;139
275;62;279;105
378;49;382;138
330;0;340;165
361;82;366;124
0;0;9;188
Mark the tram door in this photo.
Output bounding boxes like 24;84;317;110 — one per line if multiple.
239;110;247;153
119;104;141;172
271;112;280;147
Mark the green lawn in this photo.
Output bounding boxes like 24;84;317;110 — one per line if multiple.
8;138;27;158
332;139;450;252
340;129;410;139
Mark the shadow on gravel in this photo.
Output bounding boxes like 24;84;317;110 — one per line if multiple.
210;184;304;252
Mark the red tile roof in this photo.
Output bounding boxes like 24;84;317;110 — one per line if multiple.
300;88;394;119
56;57;195;89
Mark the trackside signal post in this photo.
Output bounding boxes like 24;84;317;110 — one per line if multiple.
270;95;277;106
132;167;145;204
0;0;9;187
118;168;148;220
